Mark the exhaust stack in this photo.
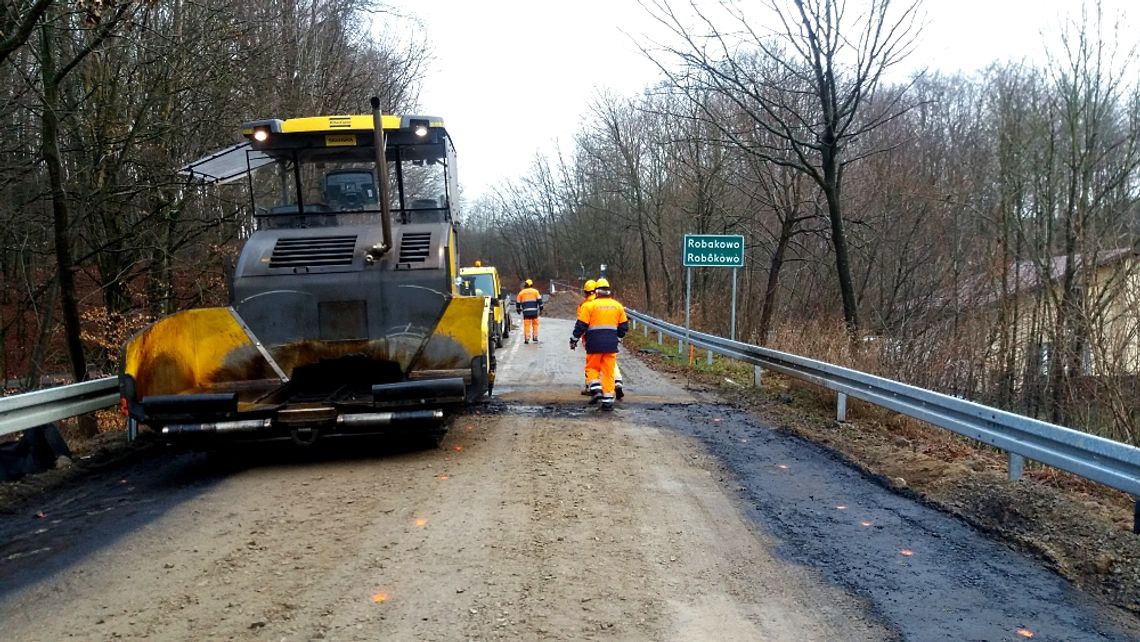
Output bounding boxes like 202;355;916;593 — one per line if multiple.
370;96;393;257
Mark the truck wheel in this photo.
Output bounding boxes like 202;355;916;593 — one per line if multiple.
502;317;510;338
494;328;504;349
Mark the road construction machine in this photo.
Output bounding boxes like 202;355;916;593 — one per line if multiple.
119;100;492;445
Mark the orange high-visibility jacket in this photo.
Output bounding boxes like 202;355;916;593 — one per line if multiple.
572;294;628;354
575;292;596;317
516;287;542;318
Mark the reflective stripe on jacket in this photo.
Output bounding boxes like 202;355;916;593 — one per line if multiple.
572;295;628;354
516;287;542;318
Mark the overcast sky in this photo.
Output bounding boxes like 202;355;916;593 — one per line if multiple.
380;0;1136;203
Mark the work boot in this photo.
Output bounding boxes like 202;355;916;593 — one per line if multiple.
532;337;540;343
615;383;624;400
600;394;615;411
588;393;600;405
524;339;529;344
580;387;593;396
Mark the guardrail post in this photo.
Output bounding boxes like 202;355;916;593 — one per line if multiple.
1008;452;1024;481
642;324;648;337
836;392;847;422
754;366;763;387
657;330;662;345
706;349;713;365
678;337;685;352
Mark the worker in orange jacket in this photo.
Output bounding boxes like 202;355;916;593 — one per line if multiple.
516;279;543;343
577;279;624;399
577;279;598;395
569;278;627;411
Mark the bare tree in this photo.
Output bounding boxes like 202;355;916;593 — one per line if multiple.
1044;3;1140;423
0;0;54;67
641;0;923;335
39;1;137;395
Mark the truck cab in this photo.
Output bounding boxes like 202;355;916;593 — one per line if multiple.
460;263;511;348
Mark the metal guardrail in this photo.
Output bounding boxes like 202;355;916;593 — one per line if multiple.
0;377;119;438
627;309;1140;532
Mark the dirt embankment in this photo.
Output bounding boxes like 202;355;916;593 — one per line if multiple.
540;290;585;319
622;331;1140;616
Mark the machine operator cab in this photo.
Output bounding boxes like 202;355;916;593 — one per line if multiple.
177;112;473;350
209;114;458;233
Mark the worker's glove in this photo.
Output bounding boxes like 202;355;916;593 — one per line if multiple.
569;338;578;350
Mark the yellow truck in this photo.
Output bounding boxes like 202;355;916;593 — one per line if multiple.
459;262;512;348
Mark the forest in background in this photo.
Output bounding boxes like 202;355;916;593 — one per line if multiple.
1;0;1138;444
461;0;1140;443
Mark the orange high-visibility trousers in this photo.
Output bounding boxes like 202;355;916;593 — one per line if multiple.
585;352;617;396
585;354;622;387
523;317;539;340
584;356;599;386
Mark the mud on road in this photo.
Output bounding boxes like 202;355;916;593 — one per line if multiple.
0;316;1137;641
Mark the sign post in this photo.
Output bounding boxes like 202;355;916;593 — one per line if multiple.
730;268;737;341
682;234;745;347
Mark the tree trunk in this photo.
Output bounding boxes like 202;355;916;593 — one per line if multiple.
41;21;88;387
757;216;794;346
821;155;859;335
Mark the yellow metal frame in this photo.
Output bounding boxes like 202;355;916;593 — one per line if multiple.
123;307;266;399
242;115;447;137
415;296;490;378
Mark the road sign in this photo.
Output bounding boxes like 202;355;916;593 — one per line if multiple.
682;234;745;267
